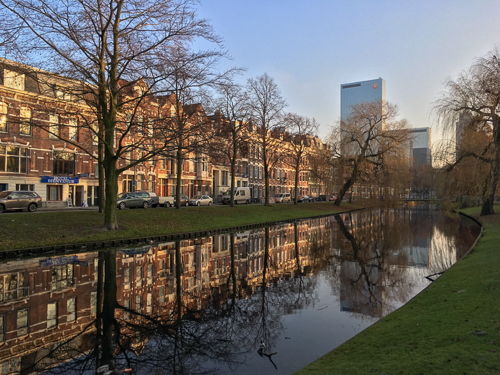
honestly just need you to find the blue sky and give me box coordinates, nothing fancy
[196,0,500,143]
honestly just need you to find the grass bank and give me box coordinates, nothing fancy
[296,206,500,375]
[0,202,354,251]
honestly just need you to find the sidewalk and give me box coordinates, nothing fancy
[36,205,99,212]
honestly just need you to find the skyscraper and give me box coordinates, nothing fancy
[341,78,386,120]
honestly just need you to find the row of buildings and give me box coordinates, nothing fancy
[0,59,327,207]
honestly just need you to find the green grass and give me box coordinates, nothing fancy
[0,202,354,250]
[295,207,500,375]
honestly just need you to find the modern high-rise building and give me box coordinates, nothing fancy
[340,78,386,120]
[410,128,432,167]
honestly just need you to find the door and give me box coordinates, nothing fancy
[75,186,84,207]
[93,186,99,207]
[87,186,92,207]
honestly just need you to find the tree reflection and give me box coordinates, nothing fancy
[0,209,479,374]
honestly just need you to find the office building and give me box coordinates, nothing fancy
[410,127,431,167]
[341,78,386,121]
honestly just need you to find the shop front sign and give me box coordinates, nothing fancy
[41,176,80,184]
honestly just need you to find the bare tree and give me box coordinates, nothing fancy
[246,73,288,206]
[284,113,319,204]
[434,47,500,215]
[328,100,410,205]
[207,82,250,207]
[0,0,227,228]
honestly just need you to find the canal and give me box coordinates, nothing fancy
[0,208,480,374]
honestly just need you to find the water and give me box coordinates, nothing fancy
[0,208,480,374]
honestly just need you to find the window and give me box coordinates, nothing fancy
[47,185,63,201]
[137,115,143,136]
[91,292,97,315]
[123,299,130,320]
[0,272,26,302]
[136,267,143,288]
[16,184,34,191]
[47,302,57,328]
[67,297,76,322]
[19,108,31,135]
[49,114,59,139]
[0,146,28,173]
[0,316,4,343]
[158,259,165,278]
[124,268,131,290]
[135,295,142,312]
[0,102,7,132]
[17,309,29,336]
[92,124,98,145]
[51,264,73,291]
[147,119,153,137]
[69,119,77,141]
[146,293,152,314]
[4,70,24,90]
[159,286,165,303]
[147,264,153,285]
[53,152,74,176]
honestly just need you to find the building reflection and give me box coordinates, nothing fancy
[0,209,479,374]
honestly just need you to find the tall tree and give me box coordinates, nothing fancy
[434,47,500,215]
[207,82,249,207]
[246,73,287,206]
[328,100,410,206]
[0,0,226,228]
[284,113,319,204]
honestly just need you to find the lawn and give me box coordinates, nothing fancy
[0,202,354,251]
[295,207,500,375]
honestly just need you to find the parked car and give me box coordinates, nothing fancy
[117,192,152,209]
[189,195,213,206]
[318,195,327,202]
[173,194,189,207]
[136,190,159,207]
[159,195,175,207]
[276,193,291,203]
[329,195,338,201]
[297,195,308,203]
[0,190,42,213]
[308,195,316,202]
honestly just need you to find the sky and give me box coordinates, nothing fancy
[195,0,500,145]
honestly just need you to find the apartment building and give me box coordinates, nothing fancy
[0,58,326,206]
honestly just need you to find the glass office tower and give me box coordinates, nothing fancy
[340,78,386,120]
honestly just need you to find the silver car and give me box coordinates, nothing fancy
[117,192,152,209]
[0,190,42,213]
[188,195,213,206]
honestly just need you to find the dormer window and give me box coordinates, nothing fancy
[4,70,25,91]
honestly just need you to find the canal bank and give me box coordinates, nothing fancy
[296,206,499,375]
[0,202,357,251]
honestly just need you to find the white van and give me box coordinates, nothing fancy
[222,187,251,204]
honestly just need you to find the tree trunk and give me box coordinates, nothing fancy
[294,162,299,204]
[100,250,117,368]
[230,157,236,207]
[176,146,183,209]
[103,158,119,230]
[335,175,356,206]
[264,169,270,206]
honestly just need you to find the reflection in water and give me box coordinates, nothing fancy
[0,209,479,374]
